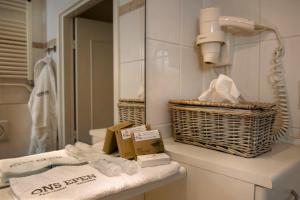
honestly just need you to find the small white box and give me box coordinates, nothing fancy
[137,153,171,168]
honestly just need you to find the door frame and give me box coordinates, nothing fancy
[57,0,119,148]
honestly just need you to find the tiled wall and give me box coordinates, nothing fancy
[146,0,300,142]
[119,1,145,99]
[146,0,203,137]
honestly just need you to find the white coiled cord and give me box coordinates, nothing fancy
[255,24,290,141]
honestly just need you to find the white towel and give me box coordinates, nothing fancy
[10,162,181,200]
[0,150,85,184]
[28,56,57,154]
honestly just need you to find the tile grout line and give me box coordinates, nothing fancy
[146,37,195,49]
[235,34,300,47]
[120,59,145,64]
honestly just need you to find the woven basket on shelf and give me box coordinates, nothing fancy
[169,99,277,158]
[118,99,145,126]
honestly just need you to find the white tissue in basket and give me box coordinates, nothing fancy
[198,74,240,104]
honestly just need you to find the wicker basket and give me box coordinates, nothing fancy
[118,99,145,126]
[169,100,277,158]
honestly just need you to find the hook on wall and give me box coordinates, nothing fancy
[46,45,56,54]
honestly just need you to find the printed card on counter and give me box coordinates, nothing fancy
[120,125,146,140]
[132,130,165,156]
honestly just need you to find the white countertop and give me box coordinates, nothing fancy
[164,138,300,189]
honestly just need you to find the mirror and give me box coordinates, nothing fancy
[74,0,114,144]
[117,0,146,126]
[0,0,146,159]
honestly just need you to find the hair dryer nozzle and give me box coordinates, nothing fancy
[201,42,221,64]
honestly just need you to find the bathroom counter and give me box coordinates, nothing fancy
[89,130,300,190]
[163,138,300,189]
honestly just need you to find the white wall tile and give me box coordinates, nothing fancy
[203,0,260,22]
[260,37,300,129]
[289,128,300,139]
[203,0,260,45]
[151,123,172,138]
[261,0,300,41]
[147,0,180,43]
[146,39,180,125]
[201,64,218,90]
[180,46,203,99]
[119,7,145,62]
[180,0,202,47]
[230,43,260,101]
[120,61,144,99]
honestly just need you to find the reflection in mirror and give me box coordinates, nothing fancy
[118,0,146,126]
[74,0,114,144]
[0,0,146,159]
[0,0,33,159]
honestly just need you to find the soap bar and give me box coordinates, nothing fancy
[115,125,147,159]
[102,121,133,154]
[137,153,171,168]
[132,130,165,156]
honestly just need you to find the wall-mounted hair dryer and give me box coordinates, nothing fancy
[196,7,290,141]
[196,7,258,66]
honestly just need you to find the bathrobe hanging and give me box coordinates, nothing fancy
[28,56,57,154]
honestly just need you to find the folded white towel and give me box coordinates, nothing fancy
[0,150,85,183]
[10,162,180,200]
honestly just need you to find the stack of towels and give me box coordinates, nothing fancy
[0,150,85,188]
[0,143,182,200]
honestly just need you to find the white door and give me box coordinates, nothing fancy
[75,17,113,144]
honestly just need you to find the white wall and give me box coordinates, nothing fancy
[32,0,47,64]
[146,0,203,137]
[146,0,300,142]
[119,4,145,99]
[46,0,75,41]
[204,0,300,142]
[46,0,78,63]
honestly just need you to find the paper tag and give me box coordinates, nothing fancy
[120,125,146,140]
[134,130,160,141]
[121,131,131,139]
